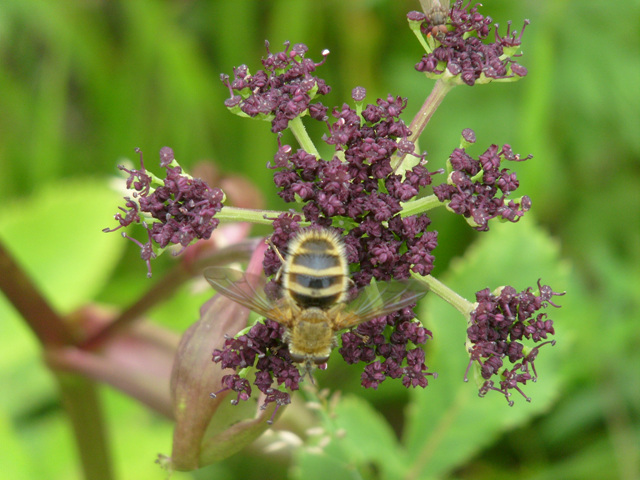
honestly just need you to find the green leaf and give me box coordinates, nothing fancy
[0,178,126,313]
[332,394,406,478]
[0,314,57,415]
[292,449,363,480]
[291,394,406,480]
[403,218,570,479]
[0,411,33,479]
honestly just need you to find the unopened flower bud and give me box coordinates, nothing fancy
[168,243,277,470]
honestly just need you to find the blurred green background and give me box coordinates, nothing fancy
[1,0,638,479]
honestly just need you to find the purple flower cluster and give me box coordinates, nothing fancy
[212,319,299,420]
[269,93,439,285]
[104,147,224,277]
[221,41,331,133]
[433,129,532,231]
[465,280,564,405]
[410,0,529,86]
[340,308,436,389]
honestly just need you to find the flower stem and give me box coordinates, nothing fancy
[408,18,433,54]
[55,372,115,480]
[217,206,299,226]
[289,116,320,157]
[147,171,165,187]
[401,194,443,217]
[392,79,455,170]
[412,272,474,317]
[408,79,455,144]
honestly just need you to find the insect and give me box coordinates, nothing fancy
[419,0,450,37]
[204,228,427,374]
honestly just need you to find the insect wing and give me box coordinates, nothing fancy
[204,266,279,320]
[420,0,450,25]
[419,0,450,14]
[337,279,428,330]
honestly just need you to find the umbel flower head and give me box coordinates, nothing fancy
[98,3,559,427]
[408,0,529,86]
[465,280,564,405]
[433,128,532,231]
[104,147,224,277]
[221,41,331,133]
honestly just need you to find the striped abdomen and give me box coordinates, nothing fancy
[282,229,349,309]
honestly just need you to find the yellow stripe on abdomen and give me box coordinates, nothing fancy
[288,264,345,277]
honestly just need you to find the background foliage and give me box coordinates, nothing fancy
[1,0,638,479]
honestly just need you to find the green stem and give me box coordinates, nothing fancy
[412,273,474,317]
[392,79,455,170]
[408,79,455,145]
[216,206,299,226]
[400,194,443,217]
[289,116,321,157]
[56,372,114,480]
[147,171,165,187]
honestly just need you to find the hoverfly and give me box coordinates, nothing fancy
[420,0,450,37]
[204,228,427,374]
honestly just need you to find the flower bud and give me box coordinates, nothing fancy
[168,242,275,470]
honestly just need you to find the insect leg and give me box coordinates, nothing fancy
[267,236,287,282]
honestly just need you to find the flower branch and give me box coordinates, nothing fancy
[216,206,307,227]
[288,116,321,158]
[406,79,454,152]
[411,272,474,317]
[400,194,444,217]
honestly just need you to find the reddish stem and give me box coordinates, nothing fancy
[80,238,260,349]
[0,240,74,346]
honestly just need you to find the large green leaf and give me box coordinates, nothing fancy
[292,449,363,480]
[333,394,405,478]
